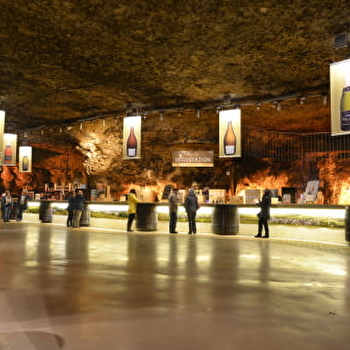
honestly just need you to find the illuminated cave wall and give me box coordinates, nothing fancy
[2,107,350,204]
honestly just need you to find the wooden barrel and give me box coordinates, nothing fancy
[136,203,157,231]
[39,201,53,223]
[345,206,350,242]
[212,204,239,235]
[9,202,18,220]
[79,204,90,227]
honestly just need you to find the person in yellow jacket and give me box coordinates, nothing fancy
[127,189,139,232]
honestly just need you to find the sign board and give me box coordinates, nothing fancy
[219,109,241,158]
[172,151,214,167]
[330,58,350,135]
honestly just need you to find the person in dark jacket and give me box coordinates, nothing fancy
[66,191,75,227]
[16,188,30,221]
[168,188,179,234]
[72,190,85,228]
[2,190,13,222]
[255,189,271,238]
[184,188,199,235]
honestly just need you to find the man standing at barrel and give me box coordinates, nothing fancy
[72,190,85,228]
[184,188,199,235]
[168,187,179,234]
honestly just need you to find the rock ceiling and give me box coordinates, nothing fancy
[1,0,350,133]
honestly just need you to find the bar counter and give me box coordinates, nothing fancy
[30,201,348,240]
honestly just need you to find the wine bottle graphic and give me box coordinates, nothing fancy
[22,155,29,171]
[340,86,350,131]
[126,126,137,157]
[4,145,12,163]
[223,121,236,155]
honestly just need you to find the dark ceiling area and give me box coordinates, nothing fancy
[1,0,350,132]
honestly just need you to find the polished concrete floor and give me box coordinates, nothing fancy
[0,215,350,349]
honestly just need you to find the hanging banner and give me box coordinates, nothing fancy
[330,58,350,135]
[2,133,17,166]
[123,116,141,159]
[219,109,241,158]
[19,146,32,172]
[172,151,214,167]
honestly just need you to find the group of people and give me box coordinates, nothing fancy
[66,190,85,228]
[1,189,30,222]
[127,187,272,237]
[127,187,200,235]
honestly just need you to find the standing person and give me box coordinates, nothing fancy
[66,191,75,227]
[16,188,30,221]
[168,188,179,234]
[2,190,12,222]
[72,190,85,228]
[127,189,139,232]
[184,188,199,235]
[255,189,272,238]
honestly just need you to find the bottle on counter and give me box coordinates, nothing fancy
[126,126,137,157]
[223,121,236,155]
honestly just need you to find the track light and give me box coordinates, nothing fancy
[323,94,327,106]
[273,101,281,111]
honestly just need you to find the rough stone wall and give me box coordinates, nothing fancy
[2,98,350,203]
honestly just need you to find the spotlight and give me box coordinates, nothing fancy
[323,94,327,106]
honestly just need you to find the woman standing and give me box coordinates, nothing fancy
[127,189,139,232]
[255,189,271,238]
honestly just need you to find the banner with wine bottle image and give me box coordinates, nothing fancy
[1,133,17,166]
[330,58,350,135]
[219,109,241,158]
[123,116,141,159]
[19,146,32,172]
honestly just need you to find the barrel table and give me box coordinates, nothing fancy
[345,206,350,242]
[79,203,90,227]
[136,203,157,231]
[39,200,53,223]
[212,204,239,235]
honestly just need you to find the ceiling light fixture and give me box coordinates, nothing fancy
[323,94,328,105]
